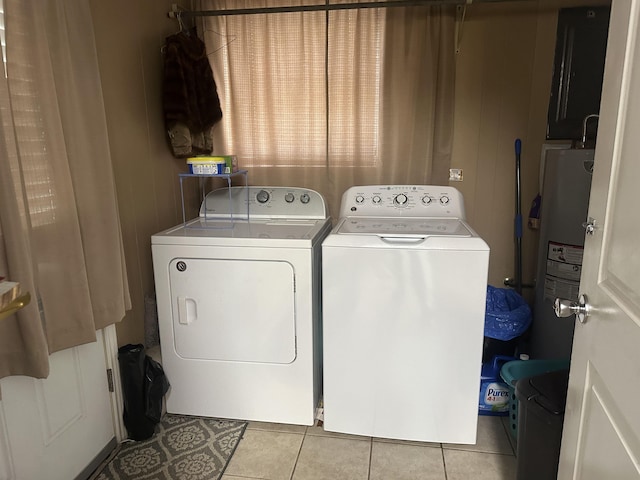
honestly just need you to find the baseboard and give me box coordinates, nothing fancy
[76,437,118,480]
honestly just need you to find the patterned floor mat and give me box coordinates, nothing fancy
[93,414,247,480]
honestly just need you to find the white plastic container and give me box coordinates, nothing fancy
[187,157,226,174]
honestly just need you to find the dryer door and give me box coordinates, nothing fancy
[169,258,296,364]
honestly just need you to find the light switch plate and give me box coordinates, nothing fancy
[449,168,463,181]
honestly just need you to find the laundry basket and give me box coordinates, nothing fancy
[500,358,570,443]
[515,369,570,480]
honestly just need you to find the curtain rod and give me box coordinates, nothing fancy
[167,0,494,18]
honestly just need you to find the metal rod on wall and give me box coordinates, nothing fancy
[168,0,484,18]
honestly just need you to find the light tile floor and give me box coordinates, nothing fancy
[222,415,517,480]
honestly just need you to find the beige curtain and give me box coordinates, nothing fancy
[196,0,455,219]
[0,0,130,379]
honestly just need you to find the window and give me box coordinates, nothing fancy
[196,1,456,205]
[1,0,58,227]
[0,1,6,77]
[203,6,384,168]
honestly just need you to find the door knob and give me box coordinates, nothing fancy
[554,294,590,324]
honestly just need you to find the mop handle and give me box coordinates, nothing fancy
[515,139,522,239]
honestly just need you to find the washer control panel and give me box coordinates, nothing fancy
[340,185,466,219]
[201,186,328,220]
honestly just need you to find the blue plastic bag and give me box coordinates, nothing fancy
[484,285,532,341]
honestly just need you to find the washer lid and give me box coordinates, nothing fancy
[335,217,472,237]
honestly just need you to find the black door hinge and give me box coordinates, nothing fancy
[107,368,114,393]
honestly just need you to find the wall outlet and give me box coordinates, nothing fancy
[449,168,463,181]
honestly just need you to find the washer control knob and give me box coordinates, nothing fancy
[355,195,365,204]
[422,196,432,205]
[394,194,408,205]
[372,195,382,204]
[256,190,270,204]
[285,193,295,203]
[300,193,310,204]
[440,195,450,205]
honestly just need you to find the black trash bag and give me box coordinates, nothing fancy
[118,344,170,441]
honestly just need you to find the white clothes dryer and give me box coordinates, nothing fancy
[152,186,331,425]
[322,185,490,443]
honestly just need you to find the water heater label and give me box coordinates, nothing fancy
[544,277,581,301]
[544,241,584,300]
[547,241,584,266]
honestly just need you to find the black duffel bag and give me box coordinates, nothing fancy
[117,344,170,441]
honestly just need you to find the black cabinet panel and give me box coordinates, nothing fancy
[547,6,610,141]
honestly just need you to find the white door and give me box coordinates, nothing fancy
[557,1,640,478]
[0,327,118,480]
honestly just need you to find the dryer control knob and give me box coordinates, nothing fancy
[394,194,408,205]
[300,193,310,204]
[372,195,382,204]
[285,193,295,203]
[355,195,365,204]
[422,196,432,205]
[440,195,450,205]
[256,190,270,203]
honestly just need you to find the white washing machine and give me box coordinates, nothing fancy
[152,186,331,425]
[322,185,490,443]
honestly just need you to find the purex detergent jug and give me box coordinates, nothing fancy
[479,355,516,416]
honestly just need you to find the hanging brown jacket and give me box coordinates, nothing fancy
[163,30,223,157]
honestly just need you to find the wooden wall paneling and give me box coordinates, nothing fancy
[91,0,145,345]
[140,0,191,232]
[451,5,485,227]
[492,5,538,293]
[451,3,540,289]
[91,0,182,346]
[520,4,562,303]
